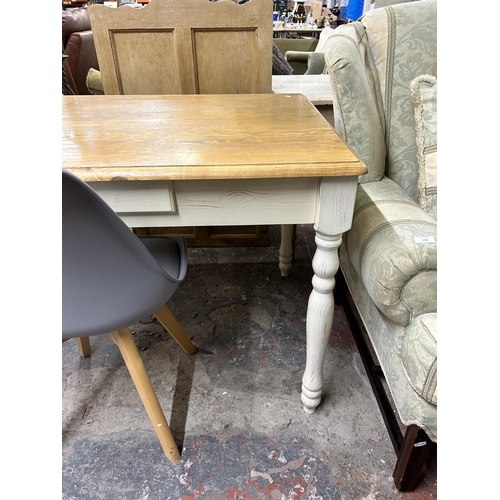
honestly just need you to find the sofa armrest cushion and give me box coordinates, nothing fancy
[305,52,326,75]
[285,51,311,63]
[411,75,437,219]
[273,38,318,55]
[345,177,437,326]
[324,23,386,183]
[401,313,437,405]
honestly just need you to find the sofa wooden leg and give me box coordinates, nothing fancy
[393,424,433,491]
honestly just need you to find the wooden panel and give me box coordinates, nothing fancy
[88,0,274,245]
[89,0,273,96]
[133,225,270,247]
[193,29,259,94]
[111,30,180,95]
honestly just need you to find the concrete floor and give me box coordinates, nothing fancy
[62,225,437,499]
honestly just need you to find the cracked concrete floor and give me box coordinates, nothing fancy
[62,225,437,500]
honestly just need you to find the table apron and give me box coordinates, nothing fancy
[88,177,322,228]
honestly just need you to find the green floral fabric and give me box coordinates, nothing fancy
[328,0,438,442]
[362,0,437,201]
[345,177,437,327]
[325,23,386,183]
[340,244,437,441]
[401,313,437,405]
[411,74,437,219]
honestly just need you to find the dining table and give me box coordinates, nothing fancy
[62,93,366,414]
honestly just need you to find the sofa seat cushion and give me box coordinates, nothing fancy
[345,177,437,326]
[401,313,437,405]
[411,74,437,220]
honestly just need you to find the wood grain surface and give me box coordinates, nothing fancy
[62,94,366,181]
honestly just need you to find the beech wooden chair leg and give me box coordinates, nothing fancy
[153,304,197,356]
[107,328,181,464]
[393,424,432,491]
[77,337,91,358]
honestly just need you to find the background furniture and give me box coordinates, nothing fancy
[284,26,335,75]
[89,0,272,95]
[62,54,75,95]
[273,37,318,75]
[62,169,197,464]
[63,1,87,8]
[62,93,366,416]
[324,0,437,490]
[62,7,99,95]
[273,26,323,38]
[375,0,418,6]
[88,0,272,246]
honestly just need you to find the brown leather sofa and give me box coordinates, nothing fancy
[62,7,99,95]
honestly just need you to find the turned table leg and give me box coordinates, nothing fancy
[301,231,341,413]
[301,176,358,414]
[279,224,294,277]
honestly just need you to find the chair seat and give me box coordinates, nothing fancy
[62,170,187,338]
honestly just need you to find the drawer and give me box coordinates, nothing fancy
[87,181,175,214]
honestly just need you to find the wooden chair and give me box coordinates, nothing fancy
[89,0,272,95]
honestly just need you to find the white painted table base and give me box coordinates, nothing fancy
[90,176,358,414]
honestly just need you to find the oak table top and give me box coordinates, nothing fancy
[62,94,366,182]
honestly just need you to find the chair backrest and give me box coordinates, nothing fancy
[324,0,436,202]
[62,169,186,338]
[89,0,273,95]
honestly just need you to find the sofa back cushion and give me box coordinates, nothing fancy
[315,26,336,53]
[325,23,386,183]
[362,0,437,202]
[324,0,437,191]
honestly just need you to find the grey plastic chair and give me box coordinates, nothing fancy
[62,169,196,464]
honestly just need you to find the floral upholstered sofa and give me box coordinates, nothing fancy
[324,0,437,491]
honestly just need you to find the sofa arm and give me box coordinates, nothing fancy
[65,31,99,95]
[284,50,311,64]
[401,313,437,405]
[305,52,326,75]
[345,177,437,327]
